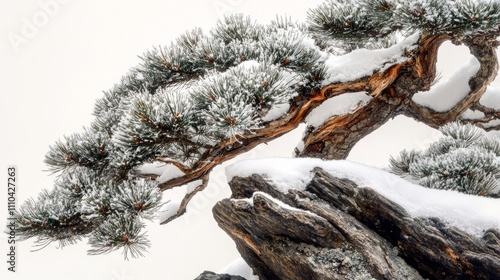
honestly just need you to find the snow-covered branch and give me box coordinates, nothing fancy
[17,0,500,259]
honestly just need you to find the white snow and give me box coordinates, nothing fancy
[485,119,500,129]
[158,165,185,183]
[322,32,420,84]
[219,257,259,280]
[306,91,372,127]
[226,158,315,194]
[412,57,480,112]
[158,200,181,224]
[226,158,500,237]
[295,139,305,154]
[480,86,500,110]
[186,179,204,194]
[232,191,320,218]
[136,162,168,175]
[261,103,290,122]
[238,60,261,69]
[136,162,186,183]
[460,109,485,120]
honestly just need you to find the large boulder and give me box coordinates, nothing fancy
[212,166,500,280]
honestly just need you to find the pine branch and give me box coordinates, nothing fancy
[19,1,500,259]
[160,173,210,225]
[308,0,398,48]
[45,128,109,174]
[390,122,500,196]
[88,216,150,260]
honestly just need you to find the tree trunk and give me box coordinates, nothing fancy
[298,33,499,160]
[298,34,449,160]
[297,96,401,159]
[148,30,499,225]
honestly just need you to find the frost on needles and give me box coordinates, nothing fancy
[15,0,500,259]
[390,122,500,197]
[17,14,327,259]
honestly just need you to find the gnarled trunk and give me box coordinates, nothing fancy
[298,33,499,160]
[155,32,499,225]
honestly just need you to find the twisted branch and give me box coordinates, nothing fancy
[150,32,500,224]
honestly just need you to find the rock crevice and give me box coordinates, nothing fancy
[212,168,500,280]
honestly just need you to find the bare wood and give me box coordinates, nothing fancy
[406,35,499,127]
[160,173,210,225]
[147,32,500,224]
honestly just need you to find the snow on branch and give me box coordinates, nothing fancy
[17,0,500,259]
[412,57,480,112]
[322,32,419,83]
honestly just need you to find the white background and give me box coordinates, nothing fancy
[0,0,493,279]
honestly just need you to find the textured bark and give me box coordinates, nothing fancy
[213,168,500,280]
[298,32,500,160]
[297,34,448,159]
[298,96,402,159]
[152,31,499,224]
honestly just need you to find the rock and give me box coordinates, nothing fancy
[212,167,500,280]
[194,271,247,280]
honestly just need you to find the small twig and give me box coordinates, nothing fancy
[154,158,192,174]
[160,173,210,225]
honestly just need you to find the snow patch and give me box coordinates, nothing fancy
[219,257,259,280]
[322,33,419,84]
[226,158,500,237]
[261,103,290,122]
[295,139,305,154]
[485,119,500,129]
[136,162,168,176]
[306,91,372,128]
[232,191,321,218]
[226,158,315,193]
[158,201,180,224]
[137,162,185,184]
[158,165,185,183]
[412,57,480,112]
[480,86,500,110]
[238,60,261,69]
[186,179,204,194]
[460,109,486,120]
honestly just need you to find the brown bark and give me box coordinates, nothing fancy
[406,34,499,127]
[298,32,499,159]
[297,34,450,159]
[152,31,499,224]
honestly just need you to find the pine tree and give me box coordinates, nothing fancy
[16,0,500,258]
[390,122,500,197]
